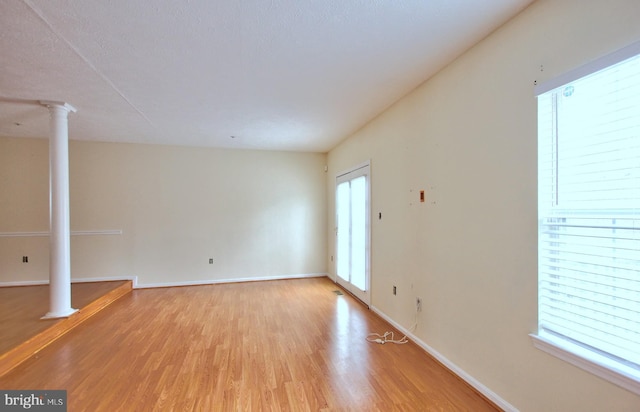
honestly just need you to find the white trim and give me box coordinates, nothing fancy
[71,230,123,236]
[370,305,519,412]
[327,271,337,283]
[39,100,77,113]
[336,159,371,179]
[0,230,123,238]
[0,274,322,289]
[530,334,640,396]
[70,276,138,288]
[535,39,640,95]
[0,276,138,288]
[0,232,49,237]
[41,307,78,319]
[134,273,328,289]
[0,280,49,287]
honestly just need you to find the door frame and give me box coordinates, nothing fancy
[335,160,371,306]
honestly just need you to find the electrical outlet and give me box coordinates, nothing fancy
[22,256,28,263]
[393,285,397,295]
[209,258,213,264]
[416,297,422,312]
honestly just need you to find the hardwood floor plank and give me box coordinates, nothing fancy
[0,277,500,411]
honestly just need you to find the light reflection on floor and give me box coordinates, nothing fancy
[328,294,376,402]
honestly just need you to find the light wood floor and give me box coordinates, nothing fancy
[0,281,129,354]
[0,277,500,411]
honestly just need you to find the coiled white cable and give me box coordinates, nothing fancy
[366,331,408,345]
[367,312,418,345]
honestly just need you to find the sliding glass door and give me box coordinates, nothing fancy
[335,162,370,306]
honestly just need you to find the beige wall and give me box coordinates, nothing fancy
[0,138,327,286]
[327,0,640,411]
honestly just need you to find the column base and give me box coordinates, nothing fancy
[41,308,78,320]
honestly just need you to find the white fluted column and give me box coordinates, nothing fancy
[40,100,78,319]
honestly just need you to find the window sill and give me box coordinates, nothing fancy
[529,333,640,396]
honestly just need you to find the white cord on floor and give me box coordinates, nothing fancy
[367,312,418,345]
[366,331,408,345]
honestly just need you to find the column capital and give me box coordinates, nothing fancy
[39,100,77,113]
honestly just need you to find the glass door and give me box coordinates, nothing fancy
[335,162,370,306]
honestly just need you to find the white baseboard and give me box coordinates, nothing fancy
[0,274,325,289]
[369,305,519,412]
[135,273,328,289]
[0,276,138,288]
[70,276,138,288]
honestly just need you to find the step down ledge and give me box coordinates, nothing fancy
[0,280,133,378]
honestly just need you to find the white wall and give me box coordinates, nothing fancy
[0,138,327,286]
[327,0,640,410]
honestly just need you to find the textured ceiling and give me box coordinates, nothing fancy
[0,0,534,152]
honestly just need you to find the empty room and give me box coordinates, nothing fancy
[1,0,639,411]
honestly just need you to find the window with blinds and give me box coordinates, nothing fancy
[535,42,640,393]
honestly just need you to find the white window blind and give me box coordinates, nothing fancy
[536,46,640,387]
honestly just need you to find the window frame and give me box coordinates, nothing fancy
[532,39,640,396]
